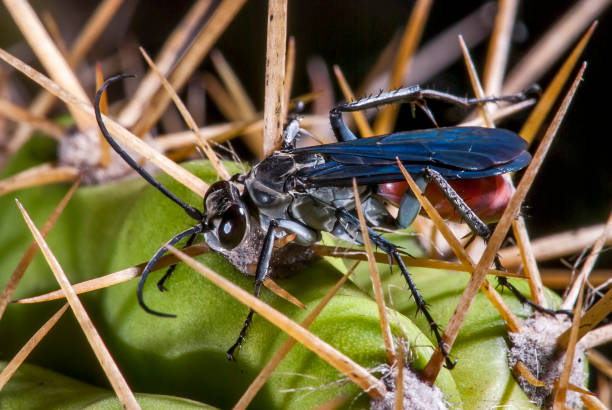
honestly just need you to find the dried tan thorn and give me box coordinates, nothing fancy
[458,35,494,128]
[312,245,523,279]
[162,91,195,134]
[595,374,611,410]
[333,65,374,138]
[41,10,69,58]
[396,160,522,338]
[559,276,612,348]
[132,0,247,138]
[554,269,586,410]
[165,121,249,152]
[503,1,606,94]
[118,0,212,128]
[156,114,330,152]
[262,277,306,310]
[16,200,140,409]
[373,0,432,135]
[488,7,548,309]
[520,21,597,144]
[460,99,536,127]
[358,31,401,96]
[482,0,518,97]
[0,47,210,197]
[274,233,296,249]
[566,383,597,397]
[8,0,124,154]
[95,62,111,168]
[353,179,396,363]
[233,261,361,409]
[0,304,69,390]
[0,99,64,139]
[362,3,497,95]
[140,47,230,180]
[541,269,612,290]
[211,50,262,157]
[0,162,80,197]
[581,393,608,410]
[582,324,612,350]
[306,58,335,132]
[429,225,439,260]
[561,210,612,312]
[290,92,322,107]
[165,145,198,163]
[12,243,210,305]
[513,361,546,387]
[166,244,387,399]
[586,350,612,379]
[394,336,406,410]
[500,223,612,268]
[282,36,296,122]
[68,0,125,66]
[422,63,587,383]
[0,175,81,319]
[14,267,139,305]
[512,217,547,307]
[312,394,350,410]
[262,0,287,156]
[186,80,206,127]
[3,0,93,131]
[211,50,257,119]
[202,72,243,120]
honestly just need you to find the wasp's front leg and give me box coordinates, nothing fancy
[226,220,278,360]
[225,218,319,360]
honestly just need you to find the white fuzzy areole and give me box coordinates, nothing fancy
[508,314,587,408]
[370,363,448,410]
[57,128,159,184]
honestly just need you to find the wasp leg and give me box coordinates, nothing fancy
[281,118,301,150]
[226,220,278,360]
[495,265,573,318]
[328,85,538,142]
[423,168,491,239]
[396,174,428,228]
[137,224,204,317]
[335,208,456,369]
[157,232,199,292]
[423,168,572,317]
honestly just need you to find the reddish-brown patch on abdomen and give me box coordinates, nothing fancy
[377,175,515,224]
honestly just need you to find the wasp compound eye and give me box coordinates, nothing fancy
[218,204,247,249]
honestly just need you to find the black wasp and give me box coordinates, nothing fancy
[95,75,539,367]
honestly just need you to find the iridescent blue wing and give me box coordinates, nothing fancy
[292,126,530,186]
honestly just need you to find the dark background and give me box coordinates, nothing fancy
[0,0,610,268]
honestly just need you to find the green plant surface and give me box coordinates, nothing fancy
[98,161,459,409]
[0,361,212,409]
[1,145,567,409]
[349,236,563,409]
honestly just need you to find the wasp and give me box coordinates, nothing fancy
[96,75,540,367]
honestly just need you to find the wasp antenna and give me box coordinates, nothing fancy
[135,224,204,318]
[95,75,203,221]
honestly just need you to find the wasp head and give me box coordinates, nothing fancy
[203,181,250,250]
